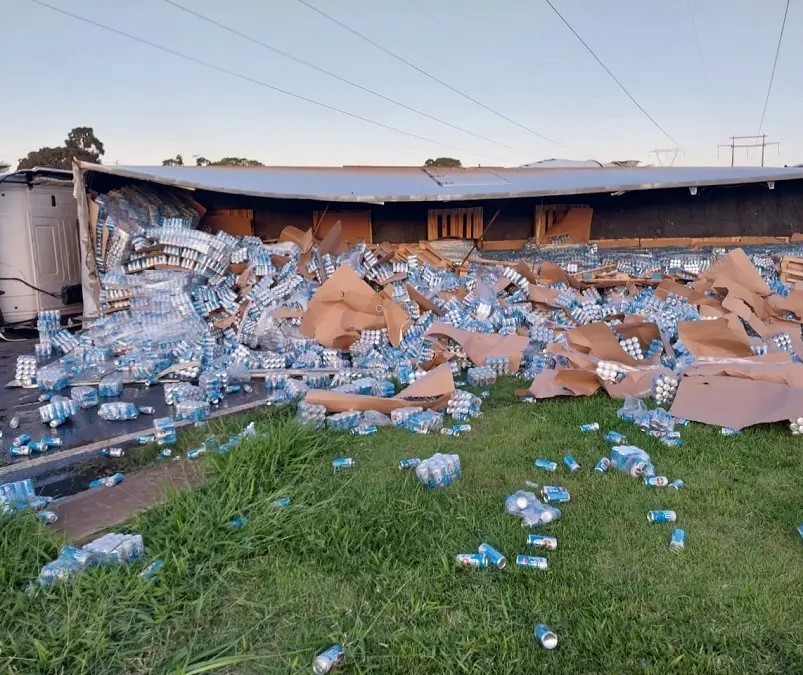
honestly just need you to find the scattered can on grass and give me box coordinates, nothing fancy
[272,496,291,509]
[440,428,459,437]
[456,553,488,569]
[228,516,248,528]
[399,458,421,470]
[668,479,684,490]
[643,476,669,488]
[516,555,548,570]
[101,447,125,458]
[186,447,206,460]
[535,458,557,472]
[604,431,626,444]
[139,559,164,580]
[453,424,472,433]
[533,624,558,650]
[720,427,741,436]
[332,457,354,471]
[542,486,571,504]
[594,457,611,473]
[670,528,686,551]
[797,523,803,541]
[137,434,155,445]
[579,422,599,432]
[477,542,507,569]
[647,510,677,523]
[36,510,58,524]
[312,643,344,674]
[563,455,580,472]
[527,534,558,551]
[350,425,377,436]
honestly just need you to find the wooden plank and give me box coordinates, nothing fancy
[639,237,693,248]
[478,239,527,250]
[591,238,641,249]
[739,235,790,245]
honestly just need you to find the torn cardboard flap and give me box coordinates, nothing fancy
[565,323,661,367]
[529,368,601,398]
[670,374,803,430]
[304,363,455,413]
[677,318,753,358]
[424,322,529,370]
[300,266,410,348]
[691,248,771,297]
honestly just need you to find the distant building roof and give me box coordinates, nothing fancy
[0,167,73,185]
[78,162,803,204]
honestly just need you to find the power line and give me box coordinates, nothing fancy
[543,0,680,147]
[758,0,791,134]
[162,0,529,157]
[26,0,501,163]
[295,0,566,148]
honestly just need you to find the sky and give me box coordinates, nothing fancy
[1,0,801,169]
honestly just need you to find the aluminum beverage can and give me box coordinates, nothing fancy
[456,553,488,569]
[535,458,557,472]
[186,447,205,459]
[102,447,125,458]
[579,422,599,432]
[10,445,31,457]
[477,542,507,569]
[12,434,31,447]
[542,489,570,504]
[440,427,459,437]
[36,510,58,524]
[103,472,124,487]
[272,496,291,508]
[669,479,684,490]
[399,458,421,470]
[563,455,580,472]
[312,644,344,675]
[516,554,548,569]
[453,424,472,433]
[527,534,558,550]
[534,624,558,649]
[139,559,164,580]
[594,457,611,473]
[137,435,155,445]
[138,406,156,415]
[647,510,677,523]
[42,436,62,448]
[797,523,803,540]
[670,528,686,551]
[332,457,354,470]
[643,476,669,487]
[350,425,377,436]
[604,431,626,444]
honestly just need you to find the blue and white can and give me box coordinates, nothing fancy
[643,476,669,488]
[41,436,62,448]
[312,643,344,674]
[579,423,599,432]
[670,528,686,551]
[604,431,626,444]
[516,554,548,570]
[9,445,31,457]
[332,457,354,471]
[453,424,472,433]
[36,510,58,524]
[527,534,558,551]
[477,542,507,569]
[272,496,291,508]
[535,458,557,472]
[137,435,155,445]
[542,486,571,503]
[563,455,580,472]
[399,458,421,470]
[456,553,488,569]
[797,523,803,540]
[139,559,164,580]
[669,479,684,490]
[647,510,677,523]
[351,425,377,436]
[534,624,558,649]
[720,427,740,436]
[12,434,31,447]
[594,457,611,473]
[101,447,125,458]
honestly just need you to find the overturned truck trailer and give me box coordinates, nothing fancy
[73,160,803,316]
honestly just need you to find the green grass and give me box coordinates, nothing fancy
[2,379,803,674]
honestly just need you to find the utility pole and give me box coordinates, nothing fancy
[649,148,684,166]
[717,135,780,166]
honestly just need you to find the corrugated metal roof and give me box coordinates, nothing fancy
[78,162,803,204]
